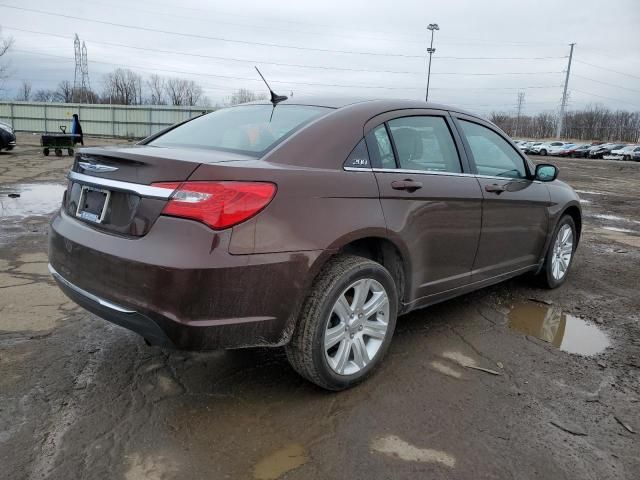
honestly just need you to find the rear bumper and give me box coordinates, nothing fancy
[49,210,323,350]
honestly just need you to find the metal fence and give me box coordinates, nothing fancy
[0,101,213,138]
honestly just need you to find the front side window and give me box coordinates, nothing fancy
[149,104,331,155]
[387,116,461,173]
[459,120,527,179]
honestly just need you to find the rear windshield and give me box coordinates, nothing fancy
[149,104,332,155]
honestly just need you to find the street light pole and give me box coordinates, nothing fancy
[426,23,439,103]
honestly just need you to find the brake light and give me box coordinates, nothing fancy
[152,181,276,230]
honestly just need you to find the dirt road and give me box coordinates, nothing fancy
[1,134,638,479]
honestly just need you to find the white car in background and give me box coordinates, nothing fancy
[531,141,565,156]
[604,145,640,161]
[548,143,575,156]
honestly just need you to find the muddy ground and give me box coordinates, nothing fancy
[1,133,638,480]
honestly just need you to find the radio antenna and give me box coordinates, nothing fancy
[255,67,288,105]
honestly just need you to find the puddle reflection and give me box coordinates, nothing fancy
[0,183,65,218]
[508,303,610,356]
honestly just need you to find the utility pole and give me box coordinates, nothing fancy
[425,23,439,102]
[514,92,525,138]
[556,43,575,139]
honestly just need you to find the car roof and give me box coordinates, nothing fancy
[244,96,482,119]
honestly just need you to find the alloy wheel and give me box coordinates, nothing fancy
[324,278,389,376]
[551,224,573,281]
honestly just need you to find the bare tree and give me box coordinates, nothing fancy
[164,77,205,106]
[54,80,74,103]
[33,89,55,102]
[489,105,640,142]
[227,88,267,105]
[15,79,32,101]
[103,68,143,105]
[0,27,14,92]
[147,74,166,105]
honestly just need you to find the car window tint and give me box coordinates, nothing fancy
[371,125,396,169]
[459,120,527,179]
[387,116,461,173]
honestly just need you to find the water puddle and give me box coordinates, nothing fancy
[592,213,640,225]
[575,189,607,196]
[602,226,637,234]
[371,435,456,467]
[508,303,610,356]
[253,444,308,480]
[0,183,65,218]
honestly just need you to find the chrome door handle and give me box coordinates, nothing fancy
[485,184,506,194]
[391,179,423,192]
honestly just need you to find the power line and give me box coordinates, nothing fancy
[574,60,640,81]
[572,73,640,95]
[0,4,426,59]
[572,89,640,109]
[2,27,569,77]
[3,27,425,75]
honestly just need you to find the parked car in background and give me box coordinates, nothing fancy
[633,149,640,162]
[604,145,639,161]
[524,141,542,153]
[0,121,16,151]
[589,143,626,159]
[549,143,575,156]
[569,144,593,158]
[531,141,565,156]
[47,97,582,390]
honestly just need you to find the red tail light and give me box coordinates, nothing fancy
[152,181,276,230]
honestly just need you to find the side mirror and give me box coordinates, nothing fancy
[535,164,558,182]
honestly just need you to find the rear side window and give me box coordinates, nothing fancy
[149,104,331,155]
[387,116,461,173]
[459,120,527,179]
[344,139,371,169]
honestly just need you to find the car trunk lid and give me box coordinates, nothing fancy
[65,145,257,236]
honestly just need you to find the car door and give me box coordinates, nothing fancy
[365,111,483,303]
[453,115,551,282]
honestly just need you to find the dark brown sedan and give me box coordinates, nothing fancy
[49,98,581,390]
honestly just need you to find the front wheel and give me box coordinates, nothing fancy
[286,255,398,390]
[538,215,577,289]
[540,149,547,156]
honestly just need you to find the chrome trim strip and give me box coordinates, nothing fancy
[67,171,173,199]
[372,168,476,178]
[48,264,136,313]
[343,166,373,172]
[371,168,534,182]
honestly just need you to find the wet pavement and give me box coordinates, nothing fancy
[1,134,639,479]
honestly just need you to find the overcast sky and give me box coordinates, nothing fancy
[1,0,639,115]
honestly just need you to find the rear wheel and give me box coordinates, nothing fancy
[540,149,547,156]
[286,255,398,390]
[539,215,576,289]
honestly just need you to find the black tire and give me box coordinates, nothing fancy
[286,254,398,391]
[43,148,49,156]
[68,148,74,156]
[540,149,547,156]
[538,215,577,289]
[623,155,630,161]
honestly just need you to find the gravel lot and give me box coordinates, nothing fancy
[1,133,639,480]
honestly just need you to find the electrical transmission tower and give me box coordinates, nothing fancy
[514,92,525,138]
[73,34,82,103]
[72,34,91,103]
[81,41,91,102]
